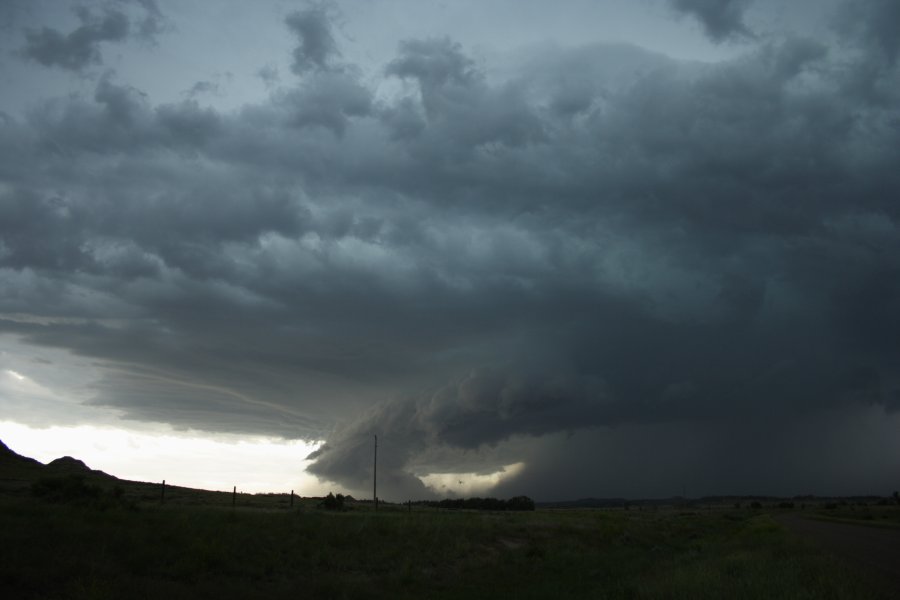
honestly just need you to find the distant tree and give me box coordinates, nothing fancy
[749,501,762,510]
[893,491,899,505]
[423,495,535,511]
[321,492,345,510]
[507,496,536,511]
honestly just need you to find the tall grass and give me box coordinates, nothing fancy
[0,497,888,599]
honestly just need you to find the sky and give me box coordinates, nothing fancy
[1,0,899,501]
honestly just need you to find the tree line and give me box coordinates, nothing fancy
[420,496,535,511]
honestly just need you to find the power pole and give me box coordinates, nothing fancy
[373,434,378,512]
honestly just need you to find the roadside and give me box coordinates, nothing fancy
[776,512,900,593]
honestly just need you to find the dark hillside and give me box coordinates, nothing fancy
[0,440,116,496]
[0,439,42,467]
[0,439,46,495]
[46,455,116,480]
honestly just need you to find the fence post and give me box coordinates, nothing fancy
[161,479,166,504]
[290,490,294,508]
[233,485,236,508]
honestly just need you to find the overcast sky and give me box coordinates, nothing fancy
[1,0,899,501]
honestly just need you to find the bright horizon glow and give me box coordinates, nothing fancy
[0,420,331,496]
[418,462,526,497]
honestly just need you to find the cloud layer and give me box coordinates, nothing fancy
[18,1,167,72]
[2,1,899,499]
[669,0,755,42]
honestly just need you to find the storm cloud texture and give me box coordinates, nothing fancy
[1,0,899,500]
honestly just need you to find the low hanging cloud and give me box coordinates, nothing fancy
[307,368,611,497]
[18,1,168,73]
[285,2,342,75]
[2,1,899,499]
[669,0,755,42]
[21,7,130,71]
[833,0,900,67]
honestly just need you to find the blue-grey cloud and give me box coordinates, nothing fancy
[16,1,169,73]
[20,7,130,72]
[670,0,754,42]
[2,2,899,500]
[285,2,342,75]
[834,0,900,66]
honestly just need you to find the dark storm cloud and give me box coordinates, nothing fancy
[834,0,900,66]
[285,3,342,75]
[282,71,372,134]
[489,408,900,499]
[3,2,900,499]
[20,7,130,72]
[384,37,546,148]
[306,367,614,497]
[0,0,33,31]
[299,29,900,495]
[670,0,754,42]
[15,1,169,72]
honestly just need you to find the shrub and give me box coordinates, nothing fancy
[31,475,102,503]
[30,475,134,510]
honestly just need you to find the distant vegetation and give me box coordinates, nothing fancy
[319,491,346,510]
[30,474,134,509]
[3,494,893,599]
[420,495,535,511]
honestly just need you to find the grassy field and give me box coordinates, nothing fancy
[807,503,900,529]
[0,487,891,600]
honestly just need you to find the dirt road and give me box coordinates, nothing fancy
[777,513,900,591]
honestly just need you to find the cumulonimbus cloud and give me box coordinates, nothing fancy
[2,1,899,499]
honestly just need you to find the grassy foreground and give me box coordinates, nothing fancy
[807,503,900,529]
[0,495,889,600]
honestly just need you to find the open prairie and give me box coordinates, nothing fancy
[1,484,895,599]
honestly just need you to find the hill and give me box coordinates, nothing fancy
[0,439,47,492]
[0,439,118,497]
[0,439,313,509]
[0,438,43,467]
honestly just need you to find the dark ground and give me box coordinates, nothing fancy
[777,513,900,594]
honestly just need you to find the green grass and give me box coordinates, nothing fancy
[807,504,900,529]
[0,496,889,600]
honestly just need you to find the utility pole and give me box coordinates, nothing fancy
[373,434,378,512]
